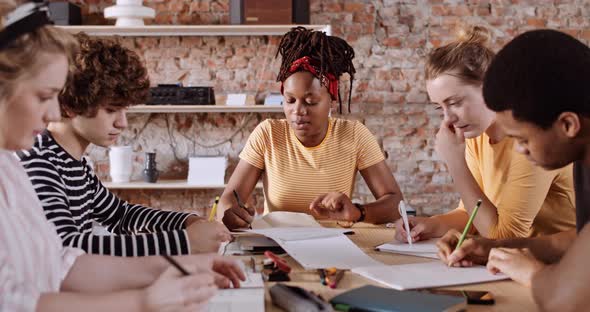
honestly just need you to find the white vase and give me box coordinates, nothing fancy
[104,0,155,27]
[109,146,133,183]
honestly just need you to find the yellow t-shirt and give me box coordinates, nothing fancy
[456,133,576,238]
[240,118,385,214]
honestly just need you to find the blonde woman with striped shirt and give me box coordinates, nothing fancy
[221,27,403,230]
[0,2,243,311]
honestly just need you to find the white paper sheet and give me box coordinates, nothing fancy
[247,227,349,241]
[376,238,440,259]
[206,288,264,312]
[251,211,321,229]
[206,269,264,311]
[352,261,508,290]
[276,234,381,269]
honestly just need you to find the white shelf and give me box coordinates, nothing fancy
[104,179,263,190]
[127,105,283,113]
[57,25,331,36]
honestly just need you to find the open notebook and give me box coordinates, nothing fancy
[353,261,508,290]
[233,212,379,269]
[231,212,348,241]
[376,238,440,259]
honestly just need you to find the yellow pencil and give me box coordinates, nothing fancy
[208,196,220,221]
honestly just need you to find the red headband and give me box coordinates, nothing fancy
[280,56,339,101]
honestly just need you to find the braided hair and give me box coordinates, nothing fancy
[276,26,356,113]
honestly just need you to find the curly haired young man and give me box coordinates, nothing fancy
[17,34,231,257]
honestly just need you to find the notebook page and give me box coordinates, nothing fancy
[353,261,508,290]
[377,238,440,259]
[278,234,382,269]
[251,211,321,229]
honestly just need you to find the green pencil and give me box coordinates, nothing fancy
[455,199,482,251]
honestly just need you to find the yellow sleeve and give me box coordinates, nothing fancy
[355,122,385,170]
[456,138,484,212]
[486,153,558,239]
[239,120,269,170]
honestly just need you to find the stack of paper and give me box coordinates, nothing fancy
[237,212,379,269]
[376,238,440,259]
[352,261,508,290]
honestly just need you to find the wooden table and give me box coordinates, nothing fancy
[239,222,538,311]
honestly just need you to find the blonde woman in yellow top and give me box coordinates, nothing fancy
[220,27,402,230]
[394,26,576,242]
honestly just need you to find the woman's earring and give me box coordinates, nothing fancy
[328,109,332,118]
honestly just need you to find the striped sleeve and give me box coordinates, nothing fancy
[239,119,269,170]
[354,122,385,170]
[18,152,192,256]
[89,176,193,255]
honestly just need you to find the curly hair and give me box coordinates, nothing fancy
[276,26,356,113]
[59,33,149,117]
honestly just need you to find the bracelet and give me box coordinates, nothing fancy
[354,203,366,223]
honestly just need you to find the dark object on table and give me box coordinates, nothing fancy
[330,285,466,312]
[147,84,215,105]
[48,2,81,25]
[270,284,334,312]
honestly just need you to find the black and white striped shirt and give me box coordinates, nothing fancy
[16,131,192,256]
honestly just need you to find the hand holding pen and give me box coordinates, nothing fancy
[222,189,257,230]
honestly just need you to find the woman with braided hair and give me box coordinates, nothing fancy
[220,27,402,230]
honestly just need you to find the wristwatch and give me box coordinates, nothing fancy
[354,203,366,223]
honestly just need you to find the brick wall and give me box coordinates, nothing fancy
[72,0,590,217]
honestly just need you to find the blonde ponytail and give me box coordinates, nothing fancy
[456,25,491,46]
[425,25,495,85]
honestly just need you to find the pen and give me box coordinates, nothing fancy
[233,189,252,229]
[398,200,412,246]
[329,270,344,289]
[208,196,220,221]
[455,199,482,251]
[162,254,190,276]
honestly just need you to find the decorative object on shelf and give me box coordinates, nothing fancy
[230,0,310,25]
[188,156,227,186]
[109,145,133,183]
[48,2,81,25]
[104,0,155,26]
[147,84,215,105]
[142,152,160,183]
[264,93,283,106]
